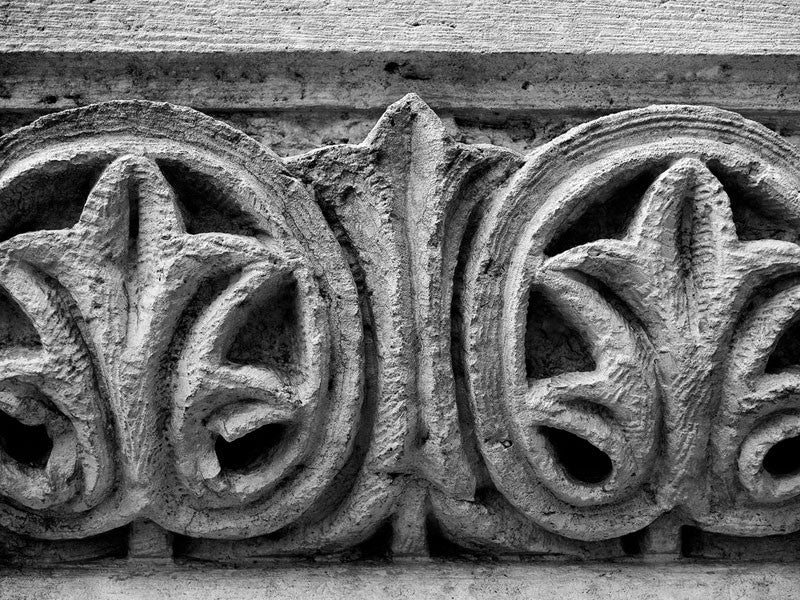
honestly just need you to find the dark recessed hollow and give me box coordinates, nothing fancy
[708,161,800,245]
[0,287,42,350]
[766,319,800,373]
[525,289,595,380]
[763,435,800,477]
[0,161,107,243]
[620,530,644,556]
[214,422,288,473]
[425,513,475,559]
[0,410,52,468]
[156,160,262,236]
[542,426,612,484]
[543,170,657,257]
[226,274,301,374]
[680,525,704,558]
[348,520,394,561]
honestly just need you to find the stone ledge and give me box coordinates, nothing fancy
[2,0,798,54]
[3,52,800,114]
[0,562,796,599]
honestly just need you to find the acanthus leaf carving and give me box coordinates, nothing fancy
[2,97,800,559]
[0,101,363,540]
[460,104,800,546]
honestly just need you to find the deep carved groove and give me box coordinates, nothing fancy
[677,189,696,283]
[525,289,595,380]
[288,185,386,526]
[541,427,612,485]
[449,182,504,492]
[126,174,140,270]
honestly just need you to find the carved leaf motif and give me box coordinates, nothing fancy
[512,270,659,507]
[0,101,363,539]
[6,99,800,556]
[706,276,800,533]
[260,94,521,556]
[460,105,800,543]
[0,264,113,517]
[172,260,329,504]
[548,159,800,505]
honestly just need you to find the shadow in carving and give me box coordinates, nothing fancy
[3,98,800,563]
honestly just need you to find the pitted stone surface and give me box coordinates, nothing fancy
[1,97,800,563]
[2,0,798,54]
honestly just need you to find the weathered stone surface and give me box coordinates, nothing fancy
[3,563,800,600]
[2,0,797,54]
[0,101,363,540]
[1,97,800,569]
[461,104,800,544]
[5,53,800,115]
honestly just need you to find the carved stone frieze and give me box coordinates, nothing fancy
[1,96,800,559]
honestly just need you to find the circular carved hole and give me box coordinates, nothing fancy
[0,410,52,468]
[763,435,800,477]
[214,422,288,473]
[541,426,612,484]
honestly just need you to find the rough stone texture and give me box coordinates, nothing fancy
[461,104,800,542]
[1,96,800,565]
[0,100,364,541]
[3,563,800,600]
[2,0,798,54]
[5,53,800,114]
[4,1,800,597]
